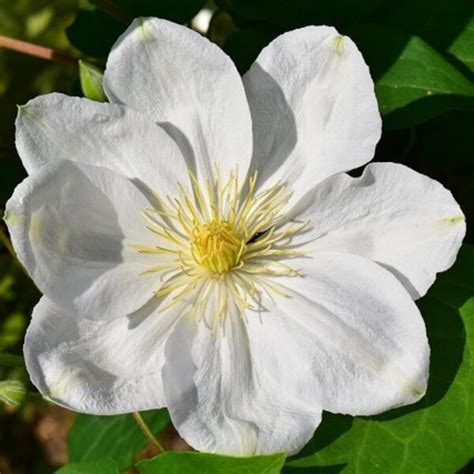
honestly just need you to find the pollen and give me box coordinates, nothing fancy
[130,166,308,331]
[191,220,246,275]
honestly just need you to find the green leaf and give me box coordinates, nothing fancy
[137,452,286,474]
[0,352,25,368]
[222,0,383,30]
[449,16,474,73]
[55,459,119,474]
[79,60,107,102]
[284,244,474,474]
[69,409,170,470]
[221,22,474,128]
[377,0,474,73]
[348,24,474,128]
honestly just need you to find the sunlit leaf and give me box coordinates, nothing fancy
[377,0,474,73]
[79,60,107,102]
[348,24,474,128]
[69,409,170,470]
[137,451,286,474]
[55,459,119,474]
[284,244,474,474]
[222,23,474,128]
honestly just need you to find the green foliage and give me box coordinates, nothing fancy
[55,459,119,474]
[137,452,286,474]
[218,2,474,129]
[68,409,170,470]
[0,0,77,210]
[0,0,77,94]
[79,60,107,102]
[0,253,38,354]
[0,353,25,368]
[223,26,474,127]
[347,24,474,128]
[377,0,474,73]
[285,244,474,474]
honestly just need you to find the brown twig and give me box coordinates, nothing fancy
[0,35,78,65]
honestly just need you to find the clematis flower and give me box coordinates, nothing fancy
[5,18,465,455]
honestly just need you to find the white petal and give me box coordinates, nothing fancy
[16,93,189,196]
[25,297,175,414]
[5,160,161,321]
[251,252,429,416]
[104,18,253,182]
[162,312,322,455]
[296,163,466,298]
[243,26,381,206]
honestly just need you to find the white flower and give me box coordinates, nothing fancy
[4,18,465,456]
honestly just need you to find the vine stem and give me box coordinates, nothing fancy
[0,215,30,278]
[90,0,132,24]
[133,412,167,453]
[0,353,25,368]
[0,224,15,258]
[0,35,78,64]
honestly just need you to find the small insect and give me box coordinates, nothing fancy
[247,230,269,244]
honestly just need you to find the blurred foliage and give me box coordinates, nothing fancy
[0,0,79,206]
[0,0,473,473]
[0,3,77,472]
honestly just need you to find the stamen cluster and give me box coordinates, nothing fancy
[131,168,307,331]
[191,220,245,274]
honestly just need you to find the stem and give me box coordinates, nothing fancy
[90,0,132,24]
[0,217,29,278]
[133,412,167,453]
[0,353,25,368]
[0,224,15,258]
[0,35,78,64]
[400,127,417,163]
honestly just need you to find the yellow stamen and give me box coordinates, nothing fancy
[191,220,246,275]
[130,166,308,330]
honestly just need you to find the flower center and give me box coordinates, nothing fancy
[191,220,246,275]
[131,167,308,331]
